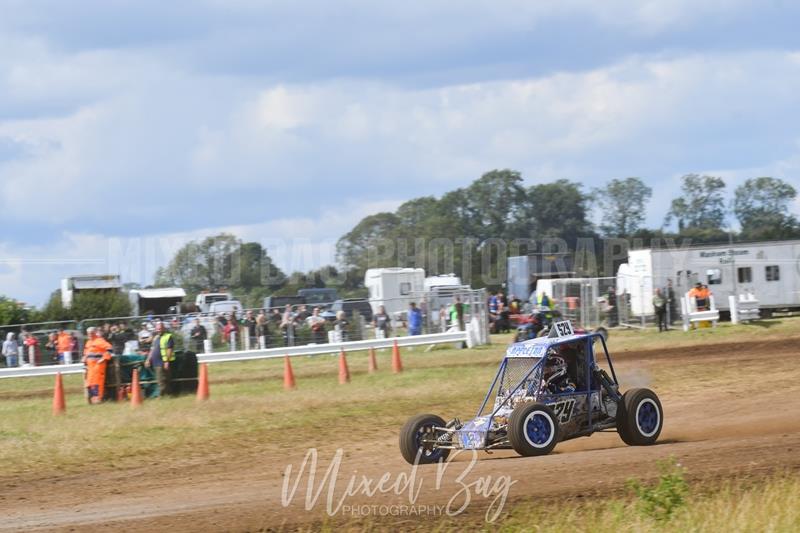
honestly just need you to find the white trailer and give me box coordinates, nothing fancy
[364,267,425,319]
[617,239,800,316]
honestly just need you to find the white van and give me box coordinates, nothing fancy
[195,292,233,313]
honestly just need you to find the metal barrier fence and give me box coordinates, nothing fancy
[1,290,490,370]
[0,330,470,379]
[548,277,617,330]
[533,276,671,330]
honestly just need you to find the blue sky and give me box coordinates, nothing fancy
[1,0,800,305]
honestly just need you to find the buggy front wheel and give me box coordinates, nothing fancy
[508,402,560,457]
[399,414,451,465]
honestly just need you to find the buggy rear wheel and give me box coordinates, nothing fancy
[508,402,560,457]
[617,388,663,445]
[399,414,451,465]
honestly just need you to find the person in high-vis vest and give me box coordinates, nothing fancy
[537,291,555,320]
[82,327,113,404]
[146,322,175,397]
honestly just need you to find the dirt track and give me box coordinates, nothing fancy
[2,338,799,531]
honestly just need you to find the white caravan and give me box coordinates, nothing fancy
[364,268,425,319]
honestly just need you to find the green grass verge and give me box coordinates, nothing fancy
[490,471,800,532]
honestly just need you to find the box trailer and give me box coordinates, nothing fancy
[617,239,800,316]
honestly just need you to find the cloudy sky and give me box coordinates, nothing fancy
[2,0,800,305]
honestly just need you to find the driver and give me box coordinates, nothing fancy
[543,354,577,394]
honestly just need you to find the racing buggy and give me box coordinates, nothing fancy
[400,321,662,464]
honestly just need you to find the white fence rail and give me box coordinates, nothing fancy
[0,331,469,379]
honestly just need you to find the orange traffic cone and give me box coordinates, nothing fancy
[368,347,378,373]
[197,363,209,401]
[338,349,350,384]
[283,356,296,390]
[130,368,143,408]
[392,340,403,373]
[52,373,66,416]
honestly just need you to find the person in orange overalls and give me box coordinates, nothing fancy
[83,327,113,404]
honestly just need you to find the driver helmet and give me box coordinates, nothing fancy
[543,354,567,383]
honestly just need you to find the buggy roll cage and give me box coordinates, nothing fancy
[471,332,618,448]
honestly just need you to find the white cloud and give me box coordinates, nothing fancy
[0,198,402,306]
[1,1,799,306]
[3,48,800,231]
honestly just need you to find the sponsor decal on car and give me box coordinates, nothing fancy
[505,343,546,357]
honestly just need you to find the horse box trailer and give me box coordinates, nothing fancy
[617,239,800,316]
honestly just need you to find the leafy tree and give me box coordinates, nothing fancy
[0,296,31,326]
[156,234,286,305]
[595,177,652,237]
[733,177,800,240]
[336,212,401,273]
[527,179,594,243]
[462,170,532,241]
[69,291,132,321]
[395,196,441,229]
[664,174,727,233]
[155,233,240,292]
[35,290,72,322]
[230,241,286,291]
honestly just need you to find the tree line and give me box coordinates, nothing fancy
[336,171,800,286]
[2,171,798,326]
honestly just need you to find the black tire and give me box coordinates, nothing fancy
[399,414,451,465]
[508,402,560,457]
[617,388,663,445]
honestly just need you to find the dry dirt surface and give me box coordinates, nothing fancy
[2,338,799,531]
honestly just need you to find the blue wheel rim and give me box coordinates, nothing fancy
[415,425,442,459]
[525,412,552,446]
[636,400,659,435]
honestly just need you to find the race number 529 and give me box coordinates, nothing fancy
[554,321,574,337]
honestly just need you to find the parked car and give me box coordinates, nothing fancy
[330,299,373,323]
[297,288,338,307]
[263,295,306,311]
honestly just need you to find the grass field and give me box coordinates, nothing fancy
[1,317,799,531]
